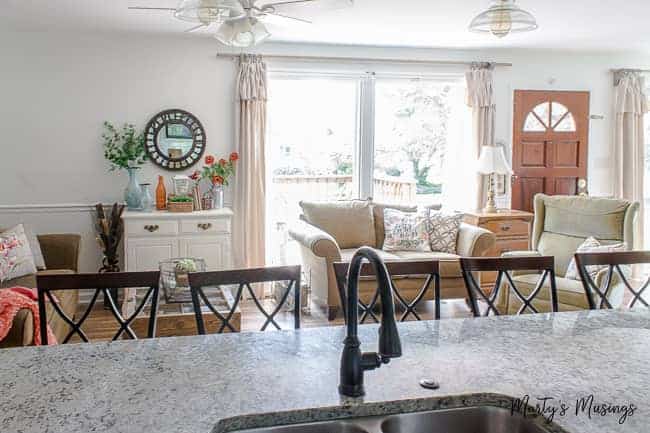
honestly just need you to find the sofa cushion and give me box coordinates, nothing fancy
[426,211,462,254]
[389,251,461,278]
[382,209,431,252]
[372,203,417,248]
[0,225,37,281]
[340,248,400,263]
[300,200,376,249]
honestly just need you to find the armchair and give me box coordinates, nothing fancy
[496,194,639,313]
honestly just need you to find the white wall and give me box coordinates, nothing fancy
[1,30,649,271]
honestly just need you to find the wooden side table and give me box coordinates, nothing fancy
[463,209,534,288]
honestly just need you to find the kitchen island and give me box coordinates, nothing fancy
[1,310,649,433]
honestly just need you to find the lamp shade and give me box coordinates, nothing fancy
[476,145,512,175]
[469,0,537,38]
[175,0,245,24]
[214,17,271,47]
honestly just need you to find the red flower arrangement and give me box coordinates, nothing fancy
[201,153,237,186]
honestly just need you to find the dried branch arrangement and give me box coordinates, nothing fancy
[95,203,125,273]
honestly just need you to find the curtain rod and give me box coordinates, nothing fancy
[215,52,512,67]
[611,68,650,73]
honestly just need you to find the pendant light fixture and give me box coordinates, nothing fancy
[214,15,271,47]
[469,0,537,38]
[174,0,245,25]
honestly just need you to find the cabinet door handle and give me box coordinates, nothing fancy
[144,224,159,233]
[197,223,212,231]
[501,224,511,232]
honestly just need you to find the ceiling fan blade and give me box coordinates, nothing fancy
[261,11,312,24]
[128,7,177,11]
[185,24,209,32]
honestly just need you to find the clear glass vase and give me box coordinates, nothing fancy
[124,167,142,210]
[140,183,154,212]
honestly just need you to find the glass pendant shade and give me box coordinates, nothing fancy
[214,17,271,47]
[175,0,245,24]
[469,0,537,38]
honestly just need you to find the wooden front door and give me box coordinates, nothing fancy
[511,90,590,212]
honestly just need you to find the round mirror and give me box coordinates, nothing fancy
[144,109,206,170]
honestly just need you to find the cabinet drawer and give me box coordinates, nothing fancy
[482,220,530,237]
[181,218,230,234]
[125,220,178,237]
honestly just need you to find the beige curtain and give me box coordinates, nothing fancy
[233,54,267,269]
[466,62,496,211]
[614,70,648,248]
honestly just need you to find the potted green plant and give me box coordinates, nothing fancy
[102,121,148,210]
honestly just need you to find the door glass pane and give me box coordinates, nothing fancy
[524,112,546,131]
[267,77,359,265]
[533,102,550,126]
[374,78,463,206]
[550,102,569,127]
[554,112,576,132]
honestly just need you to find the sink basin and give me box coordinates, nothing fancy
[227,405,561,433]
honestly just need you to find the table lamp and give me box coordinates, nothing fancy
[476,145,513,213]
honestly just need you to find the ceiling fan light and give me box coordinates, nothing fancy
[469,0,537,37]
[174,0,245,24]
[214,17,270,48]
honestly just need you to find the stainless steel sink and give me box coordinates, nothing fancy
[229,406,560,433]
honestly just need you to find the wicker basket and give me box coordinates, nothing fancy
[167,198,194,213]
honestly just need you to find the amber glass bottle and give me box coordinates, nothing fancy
[155,175,167,210]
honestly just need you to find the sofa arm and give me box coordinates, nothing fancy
[37,234,81,272]
[456,223,496,257]
[289,220,341,260]
[0,309,34,348]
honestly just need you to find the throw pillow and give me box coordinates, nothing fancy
[427,211,462,254]
[1,224,46,270]
[382,209,432,252]
[0,224,38,282]
[299,200,376,249]
[565,236,627,280]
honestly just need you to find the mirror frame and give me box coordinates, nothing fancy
[144,109,206,171]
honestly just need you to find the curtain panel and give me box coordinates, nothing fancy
[466,63,496,211]
[613,69,648,248]
[234,55,267,269]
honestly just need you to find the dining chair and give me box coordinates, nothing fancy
[460,256,558,316]
[333,260,441,322]
[574,251,650,310]
[36,271,160,344]
[188,265,301,333]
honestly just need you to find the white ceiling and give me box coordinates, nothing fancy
[2,0,649,52]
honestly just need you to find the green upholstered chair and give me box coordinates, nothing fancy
[496,194,639,313]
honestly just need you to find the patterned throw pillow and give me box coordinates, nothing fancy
[382,209,432,252]
[427,211,462,254]
[0,224,37,282]
[565,236,627,280]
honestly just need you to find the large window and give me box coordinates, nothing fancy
[266,71,466,265]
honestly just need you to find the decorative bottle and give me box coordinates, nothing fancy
[156,175,167,210]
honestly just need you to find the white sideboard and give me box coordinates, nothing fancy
[122,208,234,272]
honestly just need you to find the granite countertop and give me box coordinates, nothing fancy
[1,310,649,433]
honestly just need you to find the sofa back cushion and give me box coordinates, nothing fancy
[300,200,376,249]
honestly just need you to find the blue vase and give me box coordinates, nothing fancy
[124,167,143,210]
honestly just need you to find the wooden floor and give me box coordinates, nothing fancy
[71,299,473,343]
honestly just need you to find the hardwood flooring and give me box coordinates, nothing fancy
[71,299,473,343]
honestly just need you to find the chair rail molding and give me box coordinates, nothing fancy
[0,203,105,214]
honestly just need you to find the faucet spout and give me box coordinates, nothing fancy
[339,247,402,397]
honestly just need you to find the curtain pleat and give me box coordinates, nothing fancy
[466,63,496,211]
[234,55,267,270]
[614,70,647,248]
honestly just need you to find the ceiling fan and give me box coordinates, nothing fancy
[129,0,353,47]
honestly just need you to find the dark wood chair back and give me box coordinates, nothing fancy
[574,251,650,310]
[188,265,301,333]
[460,256,558,316]
[36,272,160,344]
[333,260,441,322]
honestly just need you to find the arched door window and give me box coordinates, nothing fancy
[523,101,576,132]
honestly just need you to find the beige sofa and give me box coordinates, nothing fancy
[496,194,639,313]
[289,200,496,319]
